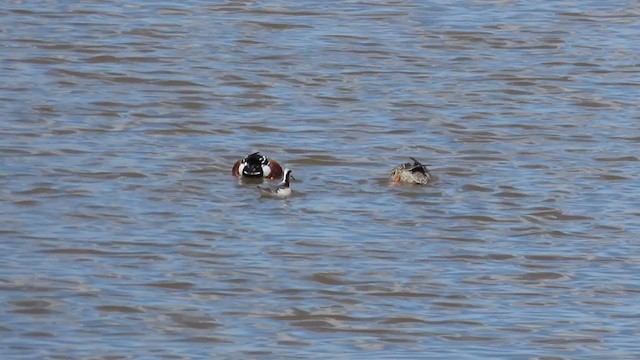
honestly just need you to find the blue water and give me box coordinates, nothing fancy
[1,1,639,359]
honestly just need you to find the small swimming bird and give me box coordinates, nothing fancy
[232,152,283,179]
[389,157,432,185]
[258,169,294,198]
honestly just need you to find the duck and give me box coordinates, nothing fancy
[389,157,432,185]
[258,169,294,198]
[232,152,283,179]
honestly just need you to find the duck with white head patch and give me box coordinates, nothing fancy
[232,152,283,180]
[258,169,294,198]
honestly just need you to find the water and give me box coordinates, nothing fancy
[2,1,639,359]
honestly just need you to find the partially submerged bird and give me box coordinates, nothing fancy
[232,152,283,179]
[258,169,294,198]
[389,157,432,185]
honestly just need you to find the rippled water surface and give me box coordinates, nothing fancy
[2,1,639,358]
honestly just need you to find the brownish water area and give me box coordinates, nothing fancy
[1,1,639,359]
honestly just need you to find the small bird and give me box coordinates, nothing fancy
[258,169,294,198]
[232,152,283,179]
[389,157,432,185]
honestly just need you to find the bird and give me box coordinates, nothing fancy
[258,169,294,198]
[232,152,283,179]
[389,157,432,185]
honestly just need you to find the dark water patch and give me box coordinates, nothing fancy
[13,187,68,196]
[13,200,40,206]
[247,21,314,30]
[440,335,497,342]
[306,272,351,286]
[593,174,629,181]
[315,95,359,102]
[524,255,584,262]
[144,128,218,136]
[22,331,54,337]
[184,336,229,344]
[169,313,221,329]
[432,302,481,309]
[142,282,195,290]
[123,28,183,39]
[452,215,512,223]
[378,317,427,325]
[172,101,207,110]
[154,80,206,87]
[82,55,164,64]
[238,125,279,133]
[271,310,363,323]
[440,236,488,244]
[11,308,57,315]
[594,156,638,162]
[0,148,33,155]
[514,272,570,281]
[17,57,69,65]
[573,100,617,108]
[105,75,155,84]
[440,254,516,262]
[43,248,123,256]
[496,191,529,198]
[532,337,601,345]
[96,305,144,314]
[245,8,328,17]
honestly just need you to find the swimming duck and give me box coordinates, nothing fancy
[232,152,283,179]
[389,157,432,185]
[258,169,294,198]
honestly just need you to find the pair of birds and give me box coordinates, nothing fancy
[232,152,294,198]
[232,152,432,198]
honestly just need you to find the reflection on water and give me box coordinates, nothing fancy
[1,1,639,359]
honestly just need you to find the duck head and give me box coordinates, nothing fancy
[405,157,430,176]
[232,152,283,179]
